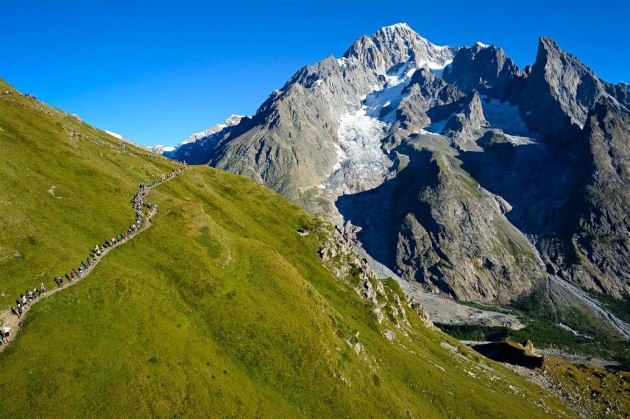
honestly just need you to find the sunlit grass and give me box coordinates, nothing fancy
[0,79,574,418]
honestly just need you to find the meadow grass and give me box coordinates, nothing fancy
[0,80,575,418]
[0,79,178,309]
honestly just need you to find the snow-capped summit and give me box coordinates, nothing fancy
[343,23,456,76]
[181,114,244,145]
[381,22,412,32]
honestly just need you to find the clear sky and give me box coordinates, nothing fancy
[1,0,628,146]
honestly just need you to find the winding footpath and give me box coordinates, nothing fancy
[0,165,187,353]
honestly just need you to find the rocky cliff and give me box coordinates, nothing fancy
[168,24,630,306]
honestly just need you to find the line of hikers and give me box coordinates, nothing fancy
[8,283,46,322]
[5,165,188,328]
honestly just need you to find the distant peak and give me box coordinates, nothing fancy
[382,22,412,31]
[539,36,560,50]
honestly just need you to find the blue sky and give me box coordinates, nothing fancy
[1,0,628,146]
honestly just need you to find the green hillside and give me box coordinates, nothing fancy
[0,80,574,418]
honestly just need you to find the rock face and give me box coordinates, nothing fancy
[519,37,626,142]
[443,43,524,103]
[343,23,455,74]
[442,91,489,149]
[569,100,630,296]
[169,24,630,305]
[169,23,454,208]
[397,68,464,130]
[390,149,544,302]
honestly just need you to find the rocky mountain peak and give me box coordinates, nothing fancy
[343,23,455,75]
[519,36,613,141]
[443,42,524,102]
[164,28,630,313]
[182,114,244,145]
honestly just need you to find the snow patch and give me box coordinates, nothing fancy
[384,60,416,87]
[181,115,244,145]
[503,134,536,146]
[325,53,454,194]
[386,22,412,30]
[475,42,489,48]
[105,130,123,140]
[431,68,445,78]
[337,108,389,172]
[480,96,535,138]
[424,118,450,135]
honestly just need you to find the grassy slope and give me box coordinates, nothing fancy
[0,80,573,418]
[544,358,630,417]
[0,79,178,308]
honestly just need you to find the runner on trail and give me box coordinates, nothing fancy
[40,282,46,295]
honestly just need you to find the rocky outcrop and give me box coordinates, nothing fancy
[316,222,432,328]
[442,91,489,149]
[397,68,465,130]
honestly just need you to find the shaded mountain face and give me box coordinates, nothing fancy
[169,24,630,303]
[442,43,525,103]
[568,99,630,296]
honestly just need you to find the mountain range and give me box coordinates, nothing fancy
[2,23,630,417]
[1,77,594,418]
[166,24,630,322]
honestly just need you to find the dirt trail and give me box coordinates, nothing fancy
[0,166,186,353]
